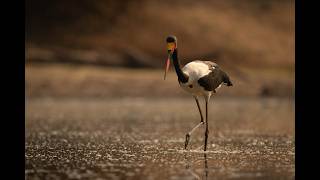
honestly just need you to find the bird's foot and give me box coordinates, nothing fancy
[185,134,190,149]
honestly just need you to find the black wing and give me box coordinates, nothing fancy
[198,67,232,92]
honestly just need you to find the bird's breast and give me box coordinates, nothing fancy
[179,81,203,95]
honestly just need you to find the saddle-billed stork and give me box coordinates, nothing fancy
[164,35,233,151]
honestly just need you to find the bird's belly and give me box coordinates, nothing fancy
[179,81,206,96]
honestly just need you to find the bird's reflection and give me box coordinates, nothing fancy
[204,154,208,179]
[185,153,208,180]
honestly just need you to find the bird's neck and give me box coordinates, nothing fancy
[171,49,188,83]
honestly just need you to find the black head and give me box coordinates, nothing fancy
[166,35,178,52]
[164,35,178,80]
[166,35,177,43]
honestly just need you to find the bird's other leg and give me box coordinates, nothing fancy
[204,95,211,151]
[185,96,205,149]
[195,96,204,123]
[185,122,203,149]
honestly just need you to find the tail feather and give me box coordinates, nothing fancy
[222,72,233,86]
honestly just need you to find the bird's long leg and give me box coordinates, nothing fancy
[195,97,204,123]
[185,96,205,149]
[204,95,211,151]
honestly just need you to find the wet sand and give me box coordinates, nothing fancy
[26,97,294,179]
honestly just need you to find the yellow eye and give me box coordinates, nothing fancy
[167,42,176,51]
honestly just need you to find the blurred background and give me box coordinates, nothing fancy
[25,1,295,179]
[26,0,294,98]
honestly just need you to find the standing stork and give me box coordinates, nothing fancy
[163,35,233,151]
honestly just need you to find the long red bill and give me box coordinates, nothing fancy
[163,57,170,80]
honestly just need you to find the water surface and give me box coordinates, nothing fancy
[26,97,294,179]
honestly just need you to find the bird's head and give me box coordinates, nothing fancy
[164,35,177,80]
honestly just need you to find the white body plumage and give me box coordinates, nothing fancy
[179,61,221,97]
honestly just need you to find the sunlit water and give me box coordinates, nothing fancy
[26,97,294,179]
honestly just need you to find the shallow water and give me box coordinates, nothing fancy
[26,97,294,179]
